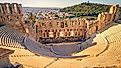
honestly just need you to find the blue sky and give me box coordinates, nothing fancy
[1,0,121,7]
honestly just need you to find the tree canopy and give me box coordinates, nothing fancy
[60,2,111,17]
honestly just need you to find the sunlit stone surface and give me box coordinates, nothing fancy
[0,3,121,68]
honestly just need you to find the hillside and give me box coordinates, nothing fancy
[60,2,111,17]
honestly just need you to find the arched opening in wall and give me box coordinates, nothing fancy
[9,5,12,14]
[75,32,77,36]
[78,22,80,25]
[96,26,98,31]
[113,6,117,13]
[35,25,38,33]
[113,15,116,21]
[65,22,68,27]
[52,29,54,32]
[6,15,9,19]
[78,32,80,36]
[69,32,71,36]
[72,21,74,26]
[6,4,10,13]
[80,29,82,31]
[16,16,19,19]
[65,32,67,36]
[70,29,72,31]
[53,32,56,38]
[67,29,69,31]
[18,7,21,14]
[45,30,47,32]
[47,32,49,37]
[61,22,64,28]
[0,5,4,14]
[43,33,45,38]
[57,22,59,26]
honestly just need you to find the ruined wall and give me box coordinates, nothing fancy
[0,3,27,34]
[34,18,87,41]
[0,3,23,23]
[34,5,119,41]
[96,5,119,30]
[0,3,119,41]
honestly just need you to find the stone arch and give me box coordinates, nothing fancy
[11,3,18,13]
[0,3,4,13]
[96,26,98,31]
[17,4,22,14]
[61,22,64,28]
[0,3,5,14]
[4,3,10,14]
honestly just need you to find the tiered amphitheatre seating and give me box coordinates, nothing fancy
[0,25,88,58]
[73,34,108,56]
[0,30,57,67]
[1,23,121,67]
[100,31,121,57]
[0,26,25,49]
[100,23,121,57]
[8,47,56,68]
[75,23,121,67]
[101,23,121,37]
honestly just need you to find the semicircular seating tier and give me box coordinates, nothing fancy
[0,26,25,49]
[1,23,121,67]
[0,25,86,58]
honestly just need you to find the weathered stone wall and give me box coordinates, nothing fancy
[34,18,87,41]
[0,3,27,34]
[96,5,119,30]
[87,5,119,37]
[34,5,119,41]
[0,3,23,23]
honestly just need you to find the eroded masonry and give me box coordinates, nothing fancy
[33,5,119,43]
[0,3,120,43]
[0,3,26,33]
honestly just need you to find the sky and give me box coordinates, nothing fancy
[0,0,121,8]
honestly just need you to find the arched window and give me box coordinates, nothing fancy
[70,29,72,31]
[61,22,64,28]
[43,33,45,37]
[52,29,54,32]
[65,32,67,36]
[67,29,69,31]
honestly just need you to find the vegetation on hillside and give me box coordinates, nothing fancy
[60,2,111,17]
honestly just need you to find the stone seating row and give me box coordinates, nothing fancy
[0,26,25,49]
[72,34,107,56]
